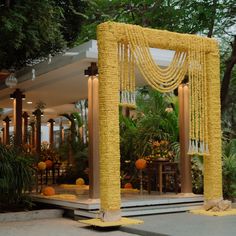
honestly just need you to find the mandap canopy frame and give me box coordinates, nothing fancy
[97,21,222,222]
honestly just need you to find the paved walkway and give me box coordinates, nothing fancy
[0,218,137,236]
[1,212,236,236]
[121,212,236,236]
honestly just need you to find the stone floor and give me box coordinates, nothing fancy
[121,212,236,236]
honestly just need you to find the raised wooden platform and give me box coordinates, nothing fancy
[32,187,203,218]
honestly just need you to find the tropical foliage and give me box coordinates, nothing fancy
[57,112,88,184]
[120,87,180,188]
[135,88,179,158]
[120,112,139,187]
[222,139,236,199]
[191,155,204,194]
[0,145,35,210]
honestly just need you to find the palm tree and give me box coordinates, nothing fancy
[134,87,179,157]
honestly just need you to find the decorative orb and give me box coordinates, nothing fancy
[124,183,133,189]
[42,186,55,196]
[76,178,85,185]
[45,160,53,169]
[38,161,46,171]
[135,159,147,170]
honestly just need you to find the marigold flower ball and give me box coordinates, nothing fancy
[124,183,133,189]
[76,178,85,185]
[135,159,147,170]
[38,161,46,171]
[45,160,53,169]
[43,186,55,196]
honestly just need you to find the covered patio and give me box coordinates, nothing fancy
[0,39,200,217]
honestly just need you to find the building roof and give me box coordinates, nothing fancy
[0,40,174,124]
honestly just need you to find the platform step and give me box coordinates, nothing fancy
[121,202,202,216]
[74,202,203,218]
[32,194,204,218]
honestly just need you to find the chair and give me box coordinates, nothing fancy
[147,160,179,194]
[162,162,179,194]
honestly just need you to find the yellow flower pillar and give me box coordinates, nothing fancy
[97,23,121,221]
[204,49,223,202]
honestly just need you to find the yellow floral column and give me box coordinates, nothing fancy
[97,23,121,221]
[204,45,223,203]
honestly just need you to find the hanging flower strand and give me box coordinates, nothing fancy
[118,24,209,156]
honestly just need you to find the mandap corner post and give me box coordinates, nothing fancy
[97,22,121,222]
[204,41,223,205]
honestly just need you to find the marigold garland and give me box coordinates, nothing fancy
[118,42,136,108]
[188,36,209,156]
[118,23,209,155]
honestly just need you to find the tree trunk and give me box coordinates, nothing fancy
[207,0,217,38]
[5,0,10,7]
[221,36,236,109]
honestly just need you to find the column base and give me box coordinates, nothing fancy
[100,209,121,222]
[79,217,143,227]
[204,198,231,211]
[190,198,235,216]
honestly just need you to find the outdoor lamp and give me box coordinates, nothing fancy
[5,73,18,88]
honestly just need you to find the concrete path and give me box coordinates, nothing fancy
[0,218,137,236]
[1,212,236,236]
[121,212,236,236]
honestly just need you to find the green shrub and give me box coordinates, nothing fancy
[0,145,35,210]
[222,139,236,199]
